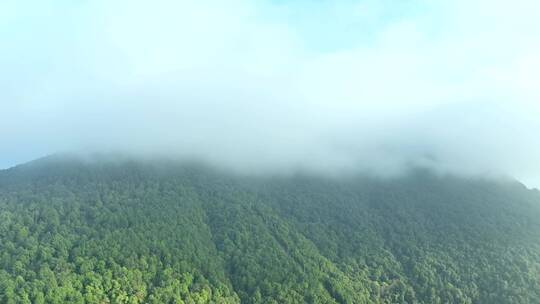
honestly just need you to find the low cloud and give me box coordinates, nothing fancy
[1,0,539,185]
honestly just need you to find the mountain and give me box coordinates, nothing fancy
[0,155,539,304]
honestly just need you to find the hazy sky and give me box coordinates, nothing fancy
[1,0,540,187]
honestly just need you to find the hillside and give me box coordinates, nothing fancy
[0,156,539,304]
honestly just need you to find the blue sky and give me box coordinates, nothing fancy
[1,0,540,187]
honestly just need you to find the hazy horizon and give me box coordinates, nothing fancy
[2,0,540,188]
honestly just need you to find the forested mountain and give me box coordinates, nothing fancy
[1,155,539,304]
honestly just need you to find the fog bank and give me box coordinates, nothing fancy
[1,0,540,186]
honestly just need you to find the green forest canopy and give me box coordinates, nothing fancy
[0,156,539,303]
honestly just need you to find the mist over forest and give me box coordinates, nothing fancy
[2,0,540,187]
[2,1,540,303]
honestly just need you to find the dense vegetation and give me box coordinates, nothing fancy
[0,155,539,304]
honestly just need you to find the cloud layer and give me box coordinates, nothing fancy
[1,0,540,185]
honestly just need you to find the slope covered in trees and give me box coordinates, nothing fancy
[0,155,539,303]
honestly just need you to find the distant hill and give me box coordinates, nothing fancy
[1,155,539,304]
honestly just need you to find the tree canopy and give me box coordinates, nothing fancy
[0,156,539,303]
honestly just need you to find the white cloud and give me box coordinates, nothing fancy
[1,0,539,186]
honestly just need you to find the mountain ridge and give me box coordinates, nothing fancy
[0,156,539,303]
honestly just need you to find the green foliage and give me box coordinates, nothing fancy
[0,157,539,303]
